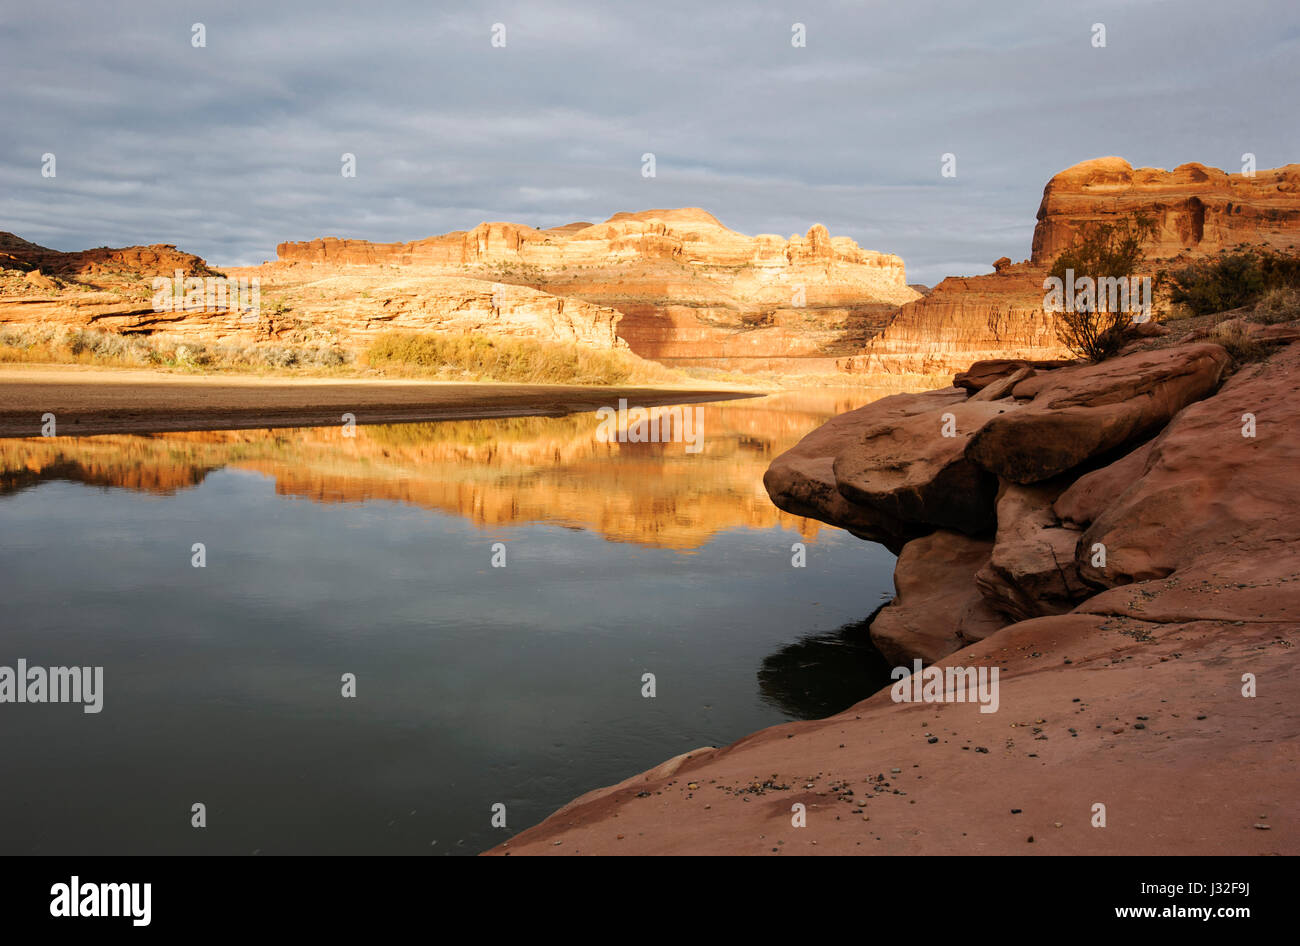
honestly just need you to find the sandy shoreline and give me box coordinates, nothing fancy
[0,365,757,437]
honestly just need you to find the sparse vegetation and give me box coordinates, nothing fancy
[1252,285,1300,325]
[0,327,353,373]
[1049,216,1155,361]
[1163,247,1300,317]
[1208,320,1266,363]
[365,331,674,385]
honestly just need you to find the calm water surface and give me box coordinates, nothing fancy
[0,391,898,854]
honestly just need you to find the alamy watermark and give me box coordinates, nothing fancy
[0,659,103,713]
[595,399,704,453]
[1044,269,1152,323]
[50,877,150,926]
[151,269,260,321]
[890,659,999,714]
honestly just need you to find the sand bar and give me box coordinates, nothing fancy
[0,365,756,437]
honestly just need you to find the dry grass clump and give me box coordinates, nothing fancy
[0,327,353,372]
[1252,287,1300,325]
[365,331,675,385]
[1208,320,1266,363]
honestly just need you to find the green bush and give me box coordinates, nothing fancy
[1049,216,1155,361]
[1164,248,1300,316]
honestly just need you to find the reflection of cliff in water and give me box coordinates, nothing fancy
[757,617,896,720]
[0,389,893,551]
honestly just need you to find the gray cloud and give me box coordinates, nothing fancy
[2,0,1296,284]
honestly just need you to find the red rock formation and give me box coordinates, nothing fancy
[1031,157,1300,263]
[843,263,1062,381]
[0,235,635,354]
[869,530,1005,664]
[0,232,213,277]
[847,157,1300,383]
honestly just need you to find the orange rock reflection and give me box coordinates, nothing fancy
[0,390,888,550]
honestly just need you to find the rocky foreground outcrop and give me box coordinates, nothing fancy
[488,321,1300,856]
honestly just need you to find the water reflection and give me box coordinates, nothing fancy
[0,389,893,550]
[757,615,895,720]
[0,388,902,854]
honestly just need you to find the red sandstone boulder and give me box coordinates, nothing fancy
[975,480,1087,622]
[953,358,1074,392]
[968,343,1231,484]
[1052,440,1154,528]
[762,388,967,553]
[832,399,1016,535]
[868,530,1006,664]
[1079,343,1300,588]
[969,365,1034,402]
[1252,323,1300,344]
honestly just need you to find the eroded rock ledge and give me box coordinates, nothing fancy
[489,326,1300,856]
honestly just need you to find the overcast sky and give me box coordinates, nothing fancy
[3,0,1296,284]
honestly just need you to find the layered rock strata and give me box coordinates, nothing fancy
[276,208,919,365]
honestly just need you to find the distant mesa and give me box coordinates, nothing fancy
[0,231,211,278]
[274,207,912,276]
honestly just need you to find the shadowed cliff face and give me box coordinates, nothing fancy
[0,390,896,551]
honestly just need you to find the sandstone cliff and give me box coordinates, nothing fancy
[2,210,917,373]
[1031,157,1300,263]
[0,231,214,277]
[849,157,1300,382]
[0,237,633,355]
[277,208,919,367]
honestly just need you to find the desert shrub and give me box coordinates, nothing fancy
[261,346,300,368]
[175,343,211,367]
[1164,248,1300,316]
[1252,286,1300,325]
[317,346,349,367]
[0,327,52,349]
[1209,320,1266,363]
[366,331,667,385]
[1049,216,1155,361]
